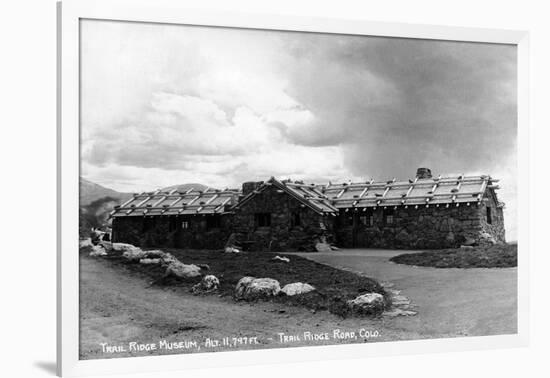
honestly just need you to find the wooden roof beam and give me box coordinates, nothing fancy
[196,193,220,213]
[214,197,232,212]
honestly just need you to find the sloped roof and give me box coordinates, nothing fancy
[110,187,240,217]
[111,174,501,218]
[234,177,338,215]
[322,175,500,209]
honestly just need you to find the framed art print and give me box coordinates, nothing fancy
[57,0,529,376]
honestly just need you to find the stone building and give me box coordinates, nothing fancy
[230,178,338,252]
[326,168,505,249]
[110,168,505,251]
[111,187,239,249]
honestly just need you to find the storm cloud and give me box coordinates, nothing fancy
[80,20,517,239]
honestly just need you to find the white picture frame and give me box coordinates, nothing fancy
[57,0,530,376]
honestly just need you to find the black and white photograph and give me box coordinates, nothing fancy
[78,18,518,360]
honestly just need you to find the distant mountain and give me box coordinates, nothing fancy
[79,178,133,236]
[79,179,213,236]
[79,177,132,206]
[161,183,211,193]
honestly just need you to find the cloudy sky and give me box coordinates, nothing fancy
[80,19,517,239]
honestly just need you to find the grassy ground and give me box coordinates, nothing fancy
[85,246,390,317]
[389,243,517,268]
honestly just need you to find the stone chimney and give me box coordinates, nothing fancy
[242,181,264,196]
[416,167,432,179]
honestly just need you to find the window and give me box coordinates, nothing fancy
[486,207,493,224]
[206,215,222,230]
[290,211,301,228]
[255,213,271,228]
[181,221,189,230]
[359,210,374,227]
[384,208,394,225]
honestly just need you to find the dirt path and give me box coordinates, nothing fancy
[294,249,518,338]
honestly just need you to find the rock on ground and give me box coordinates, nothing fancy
[139,258,161,265]
[234,277,255,298]
[281,282,315,296]
[234,277,281,301]
[80,238,93,248]
[315,242,332,252]
[224,246,241,253]
[159,252,178,265]
[192,275,220,294]
[111,243,140,253]
[463,237,476,246]
[143,250,166,258]
[165,261,202,279]
[89,244,107,257]
[271,255,290,263]
[383,308,418,317]
[122,248,148,261]
[347,293,385,316]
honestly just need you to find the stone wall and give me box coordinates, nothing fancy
[174,215,233,250]
[112,186,505,251]
[334,201,505,249]
[112,214,232,250]
[479,191,506,244]
[112,216,176,248]
[232,185,334,252]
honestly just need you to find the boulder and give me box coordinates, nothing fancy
[139,258,161,265]
[281,282,315,296]
[235,277,255,298]
[89,244,107,257]
[347,293,385,315]
[122,248,147,261]
[192,275,220,293]
[315,242,332,252]
[463,237,477,246]
[201,275,220,290]
[224,246,241,254]
[98,241,113,252]
[143,250,166,258]
[111,243,139,253]
[159,252,178,265]
[271,255,290,263]
[79,238,93,248]
[165,261,202,279]
[234,277,281,300]
[383,308,418,317]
